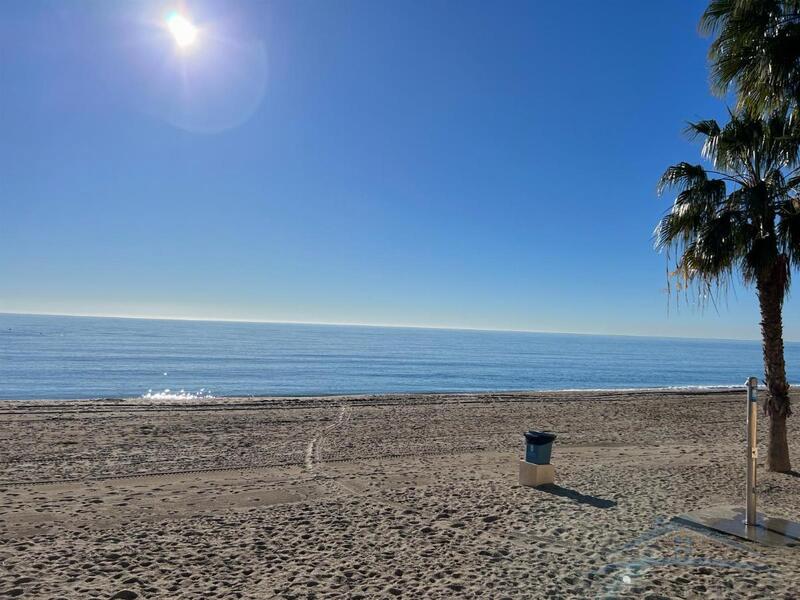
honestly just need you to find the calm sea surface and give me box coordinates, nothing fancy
[1,313,797,400]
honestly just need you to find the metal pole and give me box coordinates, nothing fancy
[745,376,758,526]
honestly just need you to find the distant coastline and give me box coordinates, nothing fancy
[0,311,781,344]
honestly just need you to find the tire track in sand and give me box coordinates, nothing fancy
[305,403,352,478]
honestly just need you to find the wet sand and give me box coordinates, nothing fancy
[1,390,799,598]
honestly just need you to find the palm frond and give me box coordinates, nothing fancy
[657,163,710,195]
[777,197,800,267]
[700,0,800,114]
[655,110,800,306]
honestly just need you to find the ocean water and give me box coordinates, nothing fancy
[0,313,797,401]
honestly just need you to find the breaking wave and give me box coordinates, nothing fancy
[141,388,216,401]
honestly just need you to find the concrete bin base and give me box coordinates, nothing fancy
[519,460,555,487]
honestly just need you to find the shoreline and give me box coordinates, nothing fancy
[0,384,757,405]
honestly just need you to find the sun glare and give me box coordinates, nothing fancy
[167,12,198,48]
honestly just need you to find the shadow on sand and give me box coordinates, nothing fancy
[535,484,617,509]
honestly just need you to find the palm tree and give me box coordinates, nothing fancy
[657,111,800,472]
[700,0,800,115]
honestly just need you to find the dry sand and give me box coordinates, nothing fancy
[1,390,799,598]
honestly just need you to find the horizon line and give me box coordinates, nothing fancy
[0,310,776,344]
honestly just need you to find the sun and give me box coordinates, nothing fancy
[166,12,198,48]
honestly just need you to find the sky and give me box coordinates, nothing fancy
[2,0,798,341]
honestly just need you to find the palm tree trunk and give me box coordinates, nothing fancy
[756,263,792,473]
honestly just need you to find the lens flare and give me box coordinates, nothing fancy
[167,12,198,48]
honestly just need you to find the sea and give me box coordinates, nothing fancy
[1,313,798,401]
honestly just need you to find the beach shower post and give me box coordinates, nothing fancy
[674,378,800,545]
[745,376,758,526]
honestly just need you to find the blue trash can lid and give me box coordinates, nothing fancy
[524,430,557,444]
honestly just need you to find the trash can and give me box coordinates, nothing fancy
[524,431,557,465]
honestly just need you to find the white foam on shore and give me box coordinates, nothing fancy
[552,384,749,393]
[141,388,216,401]
[144,384,762,400]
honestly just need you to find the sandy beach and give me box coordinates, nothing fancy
[1,390,799,598]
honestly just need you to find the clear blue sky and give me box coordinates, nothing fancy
[2,0,798,340]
